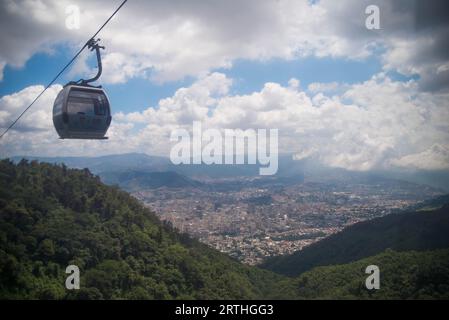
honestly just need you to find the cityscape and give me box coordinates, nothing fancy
[134,175,442,265]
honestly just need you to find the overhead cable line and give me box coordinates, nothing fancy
[0,0,128,139]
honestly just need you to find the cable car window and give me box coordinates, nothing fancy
[53,92,64,116]
[54,102,63,116]
[67,89,109,116]
[94,95,108,116]
[67,96,96,116]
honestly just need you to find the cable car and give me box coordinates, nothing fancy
[53,38,111,139]
[53,84,111,139]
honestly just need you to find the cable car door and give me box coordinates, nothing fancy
[67,90,94,133]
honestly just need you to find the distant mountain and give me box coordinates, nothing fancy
[100,170,203,191]
[171,154,306,178]
[261,199,449,277]
[8,153,305,178]
[9,153,170,174]
[8,153,449,192]
[370,169,449,192]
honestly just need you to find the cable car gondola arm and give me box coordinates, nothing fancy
[65,38,105,88]
[78,38,105,86]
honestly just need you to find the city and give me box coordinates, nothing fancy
[133,175,442,265]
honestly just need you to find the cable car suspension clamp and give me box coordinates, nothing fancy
[68,38,105,88]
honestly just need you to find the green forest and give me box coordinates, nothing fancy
[1,159,449,299]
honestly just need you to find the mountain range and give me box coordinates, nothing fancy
[1,159,449,299]
[9,153,449,192]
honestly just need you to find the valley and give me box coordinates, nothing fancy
[132,174,442,265]
[11,153,444,266]
[1,158,449,300]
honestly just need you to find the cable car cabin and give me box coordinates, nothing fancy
[53,85,111,139]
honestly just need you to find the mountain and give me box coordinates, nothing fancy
[261,199,449,277]
[9,153,305,178]
[273,249,449,299]
[375,169,449,192]
[100,170,203,192]
[1,159,449,299]
[9,153,449,192]
[9,153,170,174]
[0,159,280,299]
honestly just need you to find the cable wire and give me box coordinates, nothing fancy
[0,0,128,139]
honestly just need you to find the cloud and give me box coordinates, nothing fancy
[390,144,449,171]
[0,0,448,91]
[0,84,61,132]
[0,1,71,74]
[2,72,448,171]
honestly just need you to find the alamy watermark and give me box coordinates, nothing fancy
[65,5,80,30]
[170,121,279,175]
[365,5,380,30]
[65,265,80,290]
[365,265,380,290]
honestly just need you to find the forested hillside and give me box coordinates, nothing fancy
[261,203,449,276]
[274,249,449,299]
[0,159,280,299]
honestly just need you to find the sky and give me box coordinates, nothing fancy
[0,0,448,172]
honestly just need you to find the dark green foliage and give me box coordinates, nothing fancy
[261,203,449,276]
[271,249,449,299]
[0,159,279,299]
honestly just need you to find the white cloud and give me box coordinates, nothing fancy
[390,144,449,171]
[0,0,448,91]
[0,84,61,132]
[2,73,448,171]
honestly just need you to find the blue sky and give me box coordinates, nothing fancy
[0,45,189,112]
[0,44,385,114]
